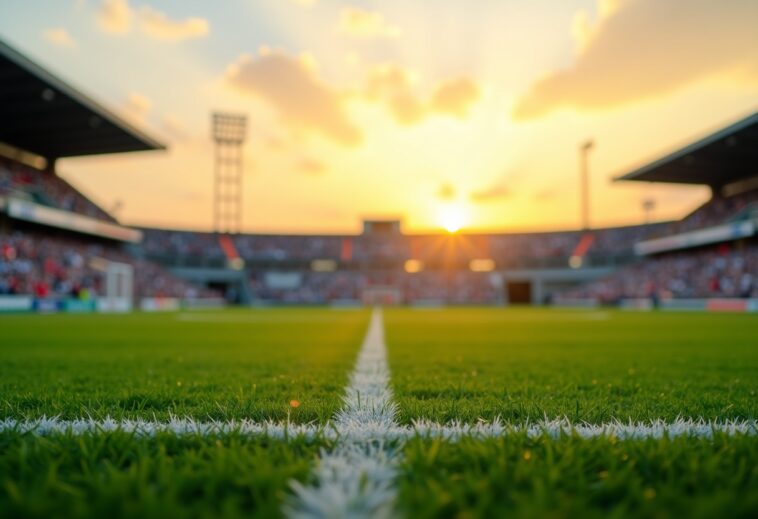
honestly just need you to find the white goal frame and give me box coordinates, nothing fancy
[91,259,134,313]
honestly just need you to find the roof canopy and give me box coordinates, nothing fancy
[0,38,165,159]
[616,111,758,188]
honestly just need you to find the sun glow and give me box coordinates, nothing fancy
[438,205,468,233]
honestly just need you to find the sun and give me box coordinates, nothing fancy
[438,205,468,233]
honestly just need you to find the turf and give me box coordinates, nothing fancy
[396,432,758,518]
[385,308,758,424]
[0,309,369,423]
[2,306,757,518]
[0,430,330,519]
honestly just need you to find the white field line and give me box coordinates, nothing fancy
[1,416,756,440]
[286,307,401,519]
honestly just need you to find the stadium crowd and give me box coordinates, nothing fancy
[0,230,219,300]
[560,243,758,302]
[2,155,755,306]
[249,270,499,304]
[664,189,758,236]
[138,223,668,270]
[0,158,115,222]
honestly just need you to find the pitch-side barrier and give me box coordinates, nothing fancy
[0,296,226,314]
[555,297,758,313]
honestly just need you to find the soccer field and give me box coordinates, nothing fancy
[1,307,757,518]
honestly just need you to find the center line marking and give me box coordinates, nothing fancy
[286,307,401,519]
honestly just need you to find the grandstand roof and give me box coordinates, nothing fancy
[616,110,758,187]
[0,38,165,159]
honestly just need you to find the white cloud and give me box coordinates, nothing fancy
[123,92,152,122]
[138,6,209,41]
[365,64,480,125]
[225,50,362,147]
[43,28,77,48]
[339,7,400,39]
[97,0,132,34]
[513,0,758,120]
[97,1,209,41]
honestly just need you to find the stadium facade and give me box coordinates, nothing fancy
[0,39,756,313]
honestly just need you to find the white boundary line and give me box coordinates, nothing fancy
[286,307,401,519]
[1,416,755,440]
[0,417,758,441]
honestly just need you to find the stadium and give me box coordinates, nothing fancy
[1,3,757,518]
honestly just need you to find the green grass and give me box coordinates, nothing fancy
[0,430,330,519]
[396,432,758,518]
[0,308,369,423]
[386,308,758,424]
[2,306,758,518]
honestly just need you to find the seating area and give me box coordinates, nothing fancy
[665,188,758,236]
[249,269,499,305]
[139,222,670,270]
[0,158,115,222]
[0,230,219,299]
[560,243,757,302]
[3,152,753,307]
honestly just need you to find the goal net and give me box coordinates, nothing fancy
[91,258,134,312]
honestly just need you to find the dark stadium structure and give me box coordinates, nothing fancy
[0,37,756,312]
[616,110,758,188]
[0,38,221,310]
[563,110,758,307]
[0,39,164,159]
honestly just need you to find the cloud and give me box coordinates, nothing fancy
[296,157,327,175]
[365,65,480,125]
[471,183,511,202]
[97,1,209,41]
[365,65,425,124]
[430,78,480,118]
[97,0,132,34]
[226,50,362,147]
[437,183,456,201]
[513,0,758,120]
[123,92,152,121]
[138,6,209,41]
[339,7,400,39]
[43,28,77,48]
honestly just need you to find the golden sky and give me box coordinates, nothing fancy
[2,0,757,233]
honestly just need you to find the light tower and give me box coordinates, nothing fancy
[212,113,247,233]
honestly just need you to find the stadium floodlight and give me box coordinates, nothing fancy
[470,259,496,272]
[212,112,248,234]
[404,259,424,273]
[212,113,247,144]
[642,198,656,224]
[579,139,594,230]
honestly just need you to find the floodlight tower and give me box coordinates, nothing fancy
[212,113,247,233]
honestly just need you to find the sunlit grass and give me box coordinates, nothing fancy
[397,432,758,518]
[0,308,369,423]
[385,307,758,424]
[0,430,330,519]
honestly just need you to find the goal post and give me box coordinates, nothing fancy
[90,258,134,313]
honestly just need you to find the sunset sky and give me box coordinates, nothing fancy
[1,0,757,234]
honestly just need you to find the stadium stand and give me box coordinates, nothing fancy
[0,229,217,299]
[0,157,115,222]
[138,223,667,305]
[1,36,755,310]
[0,38,220,309]
[560,243,757,302]
[560,111,758,306]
